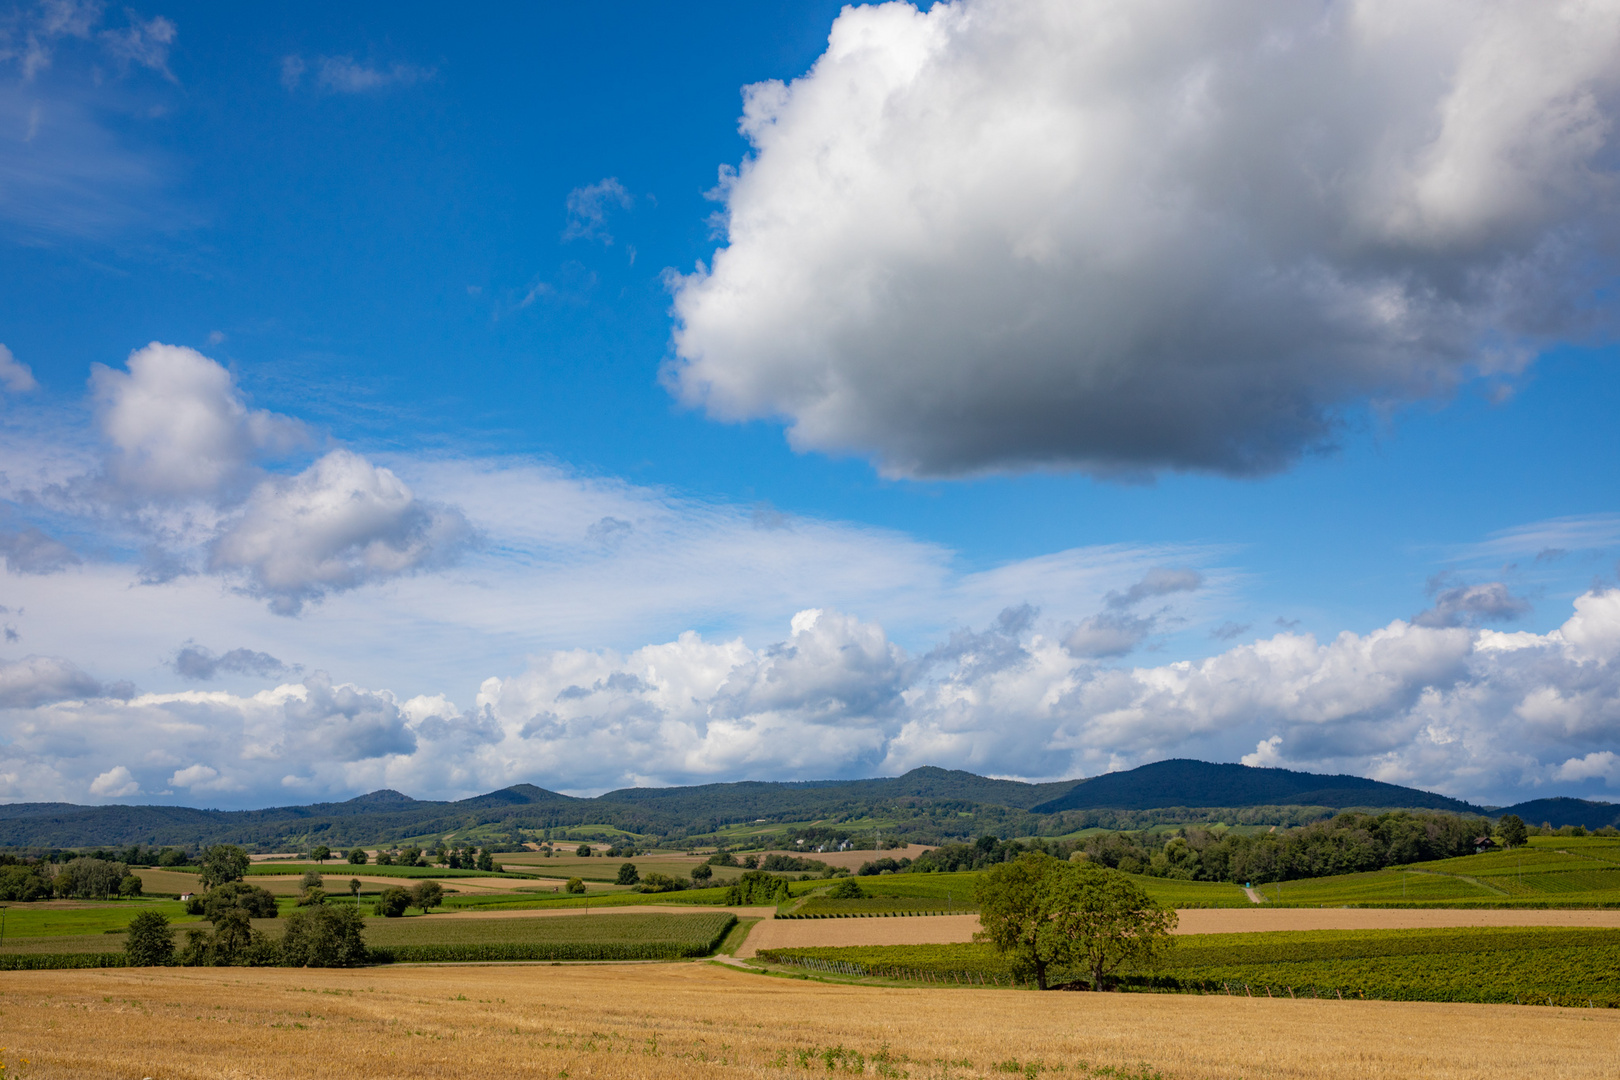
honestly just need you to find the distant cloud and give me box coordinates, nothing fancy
[1210,621,1250,642]
[0,345,39,392]
[0,653,102,707]
[1104,568,1203,610]
[93,341,308,502]
[561,178,632,245]
[1414,578,1532,629]
[281,53,434,94]
[0,527,79,575]
[668,0,1620,479]
[208,449,474,615]
[88,764,139,798]
[171,643,294,681]
[99,12,177,81]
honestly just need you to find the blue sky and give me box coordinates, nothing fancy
[2,0,1618,809]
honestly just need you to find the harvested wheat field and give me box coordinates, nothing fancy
[3,962,1617,1079]
[428,904,777,920]
[741,907,1620,956]
[751,844,937,870]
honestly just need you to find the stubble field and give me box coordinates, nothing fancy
[2,962,1617,1080]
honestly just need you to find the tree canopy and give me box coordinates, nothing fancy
[974,852,1176,990]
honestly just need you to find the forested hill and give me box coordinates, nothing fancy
[1029,760,1482,814]
[0,759,1551,850]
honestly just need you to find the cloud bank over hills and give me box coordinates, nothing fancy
[3,583,1618,810]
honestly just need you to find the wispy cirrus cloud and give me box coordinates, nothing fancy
[280,54,434,94]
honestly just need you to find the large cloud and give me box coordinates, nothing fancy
[5,589,1619,808]
[668,0,1620,477]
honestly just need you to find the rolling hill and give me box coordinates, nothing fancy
[1,759,1572,850]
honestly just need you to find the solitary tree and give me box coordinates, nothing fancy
[690,863,713,884]
[310,845,331,864]
[348,878,362,898]
[124,909,174,966]
[199,845,250,890]
[1497,814,1529,849]
[576,843,593,858]
[616,862,641,886]
[301,870,324,891]
[1039,860,1177,991]
[347,848,368,865]
[410,880,444,913]
[566,877,587,894]
[975,853,1176,990]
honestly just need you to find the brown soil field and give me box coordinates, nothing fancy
[3,962,1615,1079]
[740,913,980,956]
[423,904,778,921]
[738,907,1620,957]
[753,843,936,870]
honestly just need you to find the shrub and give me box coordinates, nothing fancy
[725,870,790,906]
[296,887,328,907]
[637,873,687,893]
[281,903,368,967]
[347,848,369,865]
[827,877,865,899]
[691,864,713,884]
[617,862,641,885]
[566,878,587,894]
[204,882,278,920]
[577,844,593,858]
[124,910,174,966]
[301,870,324,890]
[375,886,412,917]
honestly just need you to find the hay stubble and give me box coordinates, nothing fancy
[3,963,1616,1079]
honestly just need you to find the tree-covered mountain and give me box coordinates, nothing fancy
[1029,759,1483,814]
[1495,796,1620,831]
[0,760,1509,850]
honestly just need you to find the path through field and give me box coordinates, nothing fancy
[4,963,1615,1079]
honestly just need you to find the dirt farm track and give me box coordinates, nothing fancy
[3,963,1617,1080]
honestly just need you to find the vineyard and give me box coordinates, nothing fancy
[788,897,971,917]
[370,911,736,962]
[758,926,1620,1006]
[1263,843,1620,906]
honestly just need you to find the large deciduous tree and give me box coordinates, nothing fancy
[974,852,1176,990]
[200,844,250,889]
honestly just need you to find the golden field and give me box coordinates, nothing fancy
[737,906,1620,957]
[2,962,1617,1079]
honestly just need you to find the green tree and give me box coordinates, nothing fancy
[827,877,864,899]
[124,909,174,966]
[280,903,368,967]
[476,850,496,873]
[616,862,641,885]
[974,853,1066,989]
[296,887,328,907]
[566,877,587,894]
[1497,814,1529,849]
[410,880,444,913]
[200,844,250,889]
[117,872,143,898]
[1039,860,1177,991]
[301,870,324,891]
[347,848,368,865]
[203,882,279,921]
[690,863,713,884]
[0,865,52,901]
[723,870,789,906]
[374,886,411,917]
[310,845,331,864]
[576,843,592,858]
[348,878,362,898]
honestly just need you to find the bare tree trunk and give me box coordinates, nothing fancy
[1036,960,1048,990]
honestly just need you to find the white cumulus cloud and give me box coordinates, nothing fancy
[668,0,1620,478]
